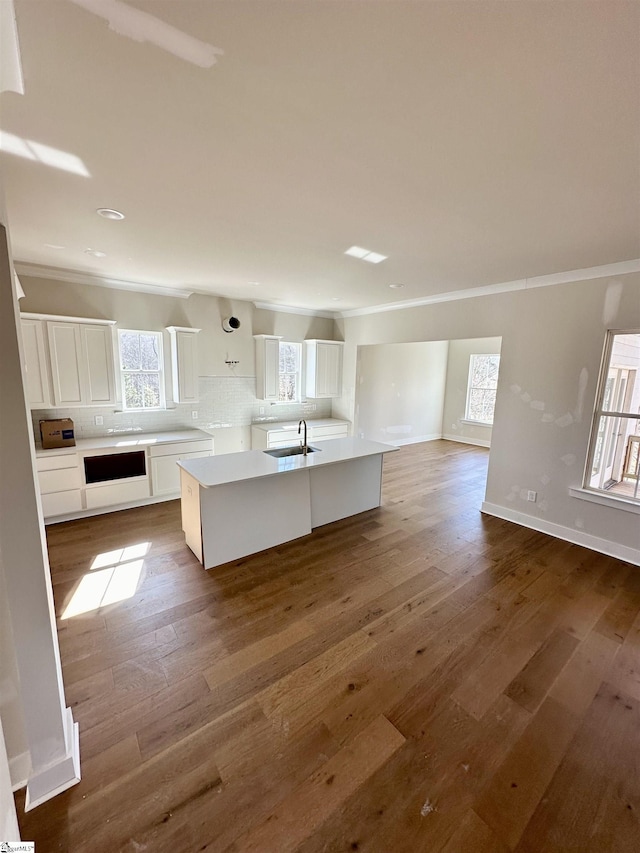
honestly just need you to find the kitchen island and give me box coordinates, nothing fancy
[178,437,397,569]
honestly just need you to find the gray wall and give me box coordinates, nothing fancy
[335,274,640,561]
[355,341,449,444]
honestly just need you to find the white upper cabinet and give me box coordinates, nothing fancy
[254,335,282,401]
[167,327,200,403]
[305,340,344,398]
[21,317,52,408]
[80,323,117,405]
[21,313,117,408]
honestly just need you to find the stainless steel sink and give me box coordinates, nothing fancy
[263,445,320,458]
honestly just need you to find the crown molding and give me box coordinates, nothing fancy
[13,261,194,300]
[253,301,337,320]
[338,259,640,319]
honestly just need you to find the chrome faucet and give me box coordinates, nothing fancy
[298,419,308,455]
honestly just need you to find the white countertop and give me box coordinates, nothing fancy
[251,417,349,433]
[35,429,212,457]
[178,437,397,488]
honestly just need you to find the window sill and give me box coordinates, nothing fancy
[460,419,493,428]
[570,486,640,515]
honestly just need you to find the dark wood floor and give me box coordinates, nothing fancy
[16,440,640,852]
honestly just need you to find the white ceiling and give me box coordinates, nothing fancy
[1,0,639,314]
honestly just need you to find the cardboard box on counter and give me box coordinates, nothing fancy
[40,418,76,449]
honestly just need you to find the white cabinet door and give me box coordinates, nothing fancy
[255,335,281,401]
[305,340,343,398]
[81,324,116,405]
[151,450,212,496]
[47,321,116,406]
[167,327,200,403]
[21,318,52,408]
[47,322,84,406]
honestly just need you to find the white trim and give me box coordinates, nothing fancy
[254,301,337,320]
[14,262,193,299]
[9,751,30,791]
[460,418,492,427]
[25,707,80,811]
[21,311,116,325]
[385,433,442,447]
[481,501,640,567]
[442,434,491,448]
[44,491,183,524]
[570,486,640,515]
[165,326,201,334]
[339,259,640,318]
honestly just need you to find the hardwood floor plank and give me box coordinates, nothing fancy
[514,682,640,853]
[474,697,580,849]
[504,628,580,713]
[231,715,405,853]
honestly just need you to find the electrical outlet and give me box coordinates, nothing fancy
[94,415,103,426]
[191,410,198,420]
[527,490,537,502]
[259,407,265,415]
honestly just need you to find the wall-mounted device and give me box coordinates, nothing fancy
[222,316,241,333]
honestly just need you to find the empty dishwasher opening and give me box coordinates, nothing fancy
[84,450,147,484]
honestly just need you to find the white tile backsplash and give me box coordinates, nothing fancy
[31,376,332,444]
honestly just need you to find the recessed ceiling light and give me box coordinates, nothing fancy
[344,245,387,264]
[364,252,387,264]
[44,243,65,249]
[389,283,404,289]
[331,297,342,302]
[345,246,370,259]
[97,208,125,220]
[84,248,106,258]
[248,281,260,286]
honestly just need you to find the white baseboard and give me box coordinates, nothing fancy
[24,707,81,811]
[442,433,491,448]
[44,492,177,525]
[9,751,30,792]
[387,433,442,447]
[481,501,640,567]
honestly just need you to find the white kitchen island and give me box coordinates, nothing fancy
[178,437,397,569]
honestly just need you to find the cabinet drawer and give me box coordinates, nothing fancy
[36,453,79,472]
[38,467,82,494]
[41,489,82,517]
[310,425,349,439]
[85,478,150,509]
[267,437,300,449]
[149,439,213,457]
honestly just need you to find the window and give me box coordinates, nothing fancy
[278,341,302,402]
[118,330,165,410]
[584,331,640,503]
[465,354,500,424]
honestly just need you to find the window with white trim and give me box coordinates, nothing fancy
[584,331,640,503]
[465,354,500,424]
[278,341,302,402]
[118,329,165,410]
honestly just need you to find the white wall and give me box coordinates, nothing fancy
[442,337,502,447]
[355,341,449,445]
[336,274,640,563]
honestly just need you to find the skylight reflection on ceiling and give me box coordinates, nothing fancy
[0,130,90,176]
[68,0,224,68]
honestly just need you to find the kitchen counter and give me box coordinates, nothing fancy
[178,437,393,487]
[178,438,397,569]
[35,429,212,457]
[250,417,347,433]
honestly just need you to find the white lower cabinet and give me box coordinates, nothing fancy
[36,452,82,518]
[251,419,350,450]
[151,449,213,496]
[36,431,214,521]
[85,477,151,510]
